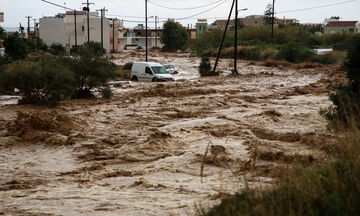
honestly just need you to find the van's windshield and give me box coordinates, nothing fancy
[151,66,167,74]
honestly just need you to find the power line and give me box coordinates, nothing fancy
[277,0,358,14]
[148,0,225,10]
[40,0,74,11]
[107,14,145,19]
[174,0,228,21]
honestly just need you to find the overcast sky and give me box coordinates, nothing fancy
[1,0,360,28]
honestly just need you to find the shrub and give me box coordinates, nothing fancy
[75,41,105,57]
[311,52,338,65]
[204,149,360,216]
[277,42,314,63]
[0,55,75,106]
[203,124,360,216]
[71,48,117,98]
[50,43,66,55]
[305,35,323,47]
[199,57,212,77]
[100,85,113,99]
[322,36,360,130]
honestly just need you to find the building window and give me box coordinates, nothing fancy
[82,26,85,31]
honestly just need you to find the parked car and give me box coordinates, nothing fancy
[163,64,179,74]
[131,62,175,82]
[136,45,143,50]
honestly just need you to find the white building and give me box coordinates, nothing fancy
[39,12,116,53]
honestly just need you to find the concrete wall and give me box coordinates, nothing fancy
[39,18,66,47]
[324,25,358,34]
[126,37,163,48]
[64,15,87,48]
[241,18,265,27]
[40,15,112,53]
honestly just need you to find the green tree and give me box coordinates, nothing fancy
[264,4,274,25]
[3,33,29,60]
[70,42,116,98]
[161,21,189,51]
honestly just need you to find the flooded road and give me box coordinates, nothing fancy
[0,51,344,215]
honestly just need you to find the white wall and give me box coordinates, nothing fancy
[40,15,111,53]
[39,18,66,47]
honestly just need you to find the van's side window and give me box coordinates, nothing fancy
[145,67,153,74]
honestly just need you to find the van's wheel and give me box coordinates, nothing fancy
[132,76,138,81]
[152,77,158,82]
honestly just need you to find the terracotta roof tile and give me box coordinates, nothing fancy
[326,21,358,26]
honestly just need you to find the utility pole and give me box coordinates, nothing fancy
[74,10,78,48]
[213,0,235,73]
[32,19,37,32]
[271,0,275,40]
[82,0,94,42]
[112,19,116,53]
[25,16,32,39]
[145,0,148,62]
[234,0,238,75]
[96,8,108,49]
[155,16,158,47]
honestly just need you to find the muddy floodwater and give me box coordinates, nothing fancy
[0,51,344,215]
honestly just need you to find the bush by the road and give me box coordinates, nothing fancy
[203,132,360,216]
[70,49,117,98]
[75,41,105,57]
[199,57,211,76]
[322,35,360,130]
[0,42,117,105]
[2,32,48,61]
[0,55,75,106]
[50,43,66,55]
[100,85,113,99]
[277,42,314,63]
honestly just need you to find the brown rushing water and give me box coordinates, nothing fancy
[0,51,344,216]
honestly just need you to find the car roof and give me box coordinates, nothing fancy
[134,62,163,66]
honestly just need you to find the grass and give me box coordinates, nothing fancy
[191,25,355,65]
[201,128,360,216]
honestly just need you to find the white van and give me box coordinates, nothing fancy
[131,62,175,82]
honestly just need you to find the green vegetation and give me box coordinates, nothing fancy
[277,42,314,63]
[202,36,360,216]
[100,85,113,99]
[0,55,74,106]
[161,20,189,51]
[191,25,355,64]
[203,137,360,216]
[322,35,360,130]
[0,41,117,105]
[70,42,117,98]
[199,57,212,76]
[50,43,66,55]
[0,29,48,61]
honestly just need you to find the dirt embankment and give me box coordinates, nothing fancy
[0,52,343,216]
